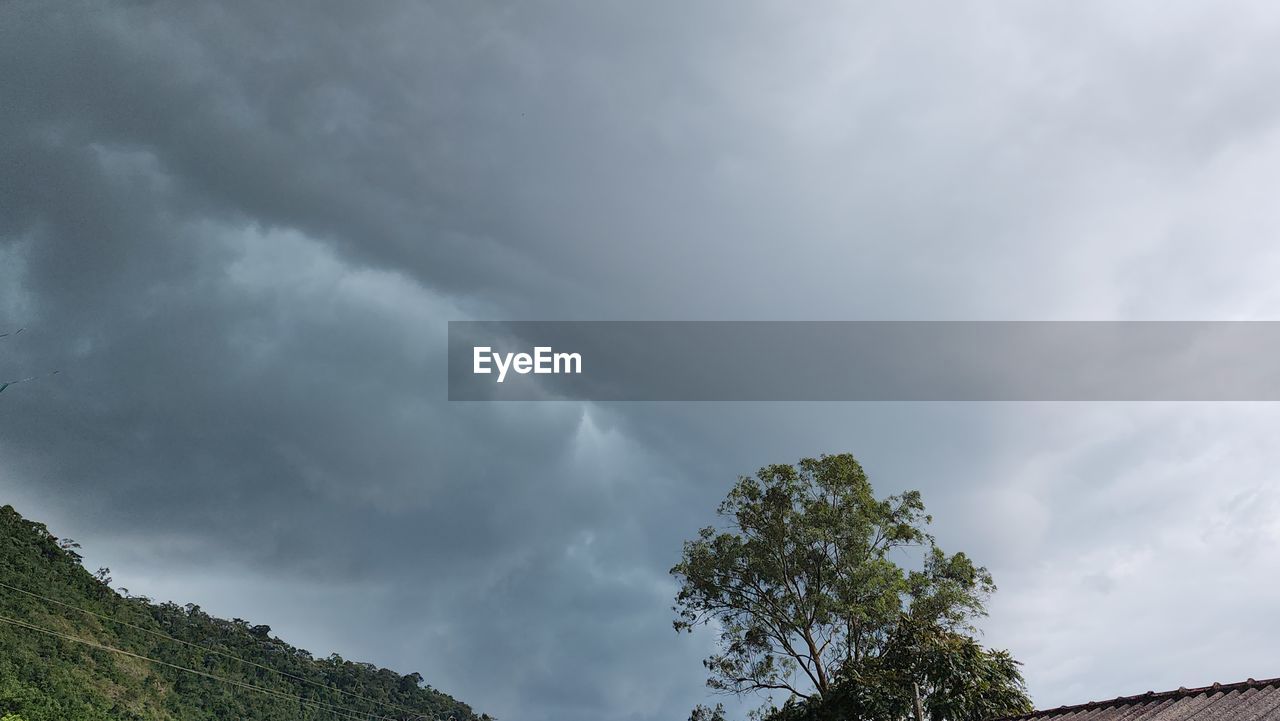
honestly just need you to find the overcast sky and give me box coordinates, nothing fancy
[4,3,1280,721]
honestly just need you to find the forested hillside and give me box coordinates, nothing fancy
[0,505,488,721]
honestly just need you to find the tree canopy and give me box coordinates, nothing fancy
[671,454,1032,721]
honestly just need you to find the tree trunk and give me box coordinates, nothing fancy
[912,681,925,721]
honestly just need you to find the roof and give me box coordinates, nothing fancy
[996,677,1280,721]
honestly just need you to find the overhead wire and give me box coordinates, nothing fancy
[1,327,60,394]
[0,612,410,721]
[0,580,436,719]
[0,370,60,393]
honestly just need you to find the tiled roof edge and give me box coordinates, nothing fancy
[992,676,1280,720]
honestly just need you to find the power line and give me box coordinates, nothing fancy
[0,580,436,720]
[0,612,399,721]
[0,370,59,394]
[1,326,59,394]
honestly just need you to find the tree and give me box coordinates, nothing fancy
[779,619,1032,721]
[670,454,1031,720]
[689,704,728,721]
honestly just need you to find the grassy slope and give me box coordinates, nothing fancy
[0,505,488,721]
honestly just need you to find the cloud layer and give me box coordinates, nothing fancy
[4,3,1280,720]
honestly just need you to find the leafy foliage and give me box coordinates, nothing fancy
[770,628,1032,721]
[671,454,1031,721]
[0,505,489,721]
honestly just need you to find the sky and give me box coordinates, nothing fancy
[3,2,1280,720]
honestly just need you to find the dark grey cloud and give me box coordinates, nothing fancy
[5,2,1280,721]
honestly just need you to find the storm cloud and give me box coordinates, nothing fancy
[4,2,1280,720]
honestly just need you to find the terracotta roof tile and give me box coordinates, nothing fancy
[994,677,1280,721]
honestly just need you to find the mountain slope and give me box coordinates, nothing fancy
[0,505,489,721]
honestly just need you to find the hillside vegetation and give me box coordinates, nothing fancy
[0,505,488,721]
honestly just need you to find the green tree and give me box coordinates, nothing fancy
[689,703,728,721]
[670,454,1031,721]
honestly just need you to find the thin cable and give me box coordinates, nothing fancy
[0,370,59,393]
[0,613,407,721]
[0,580,436,719]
